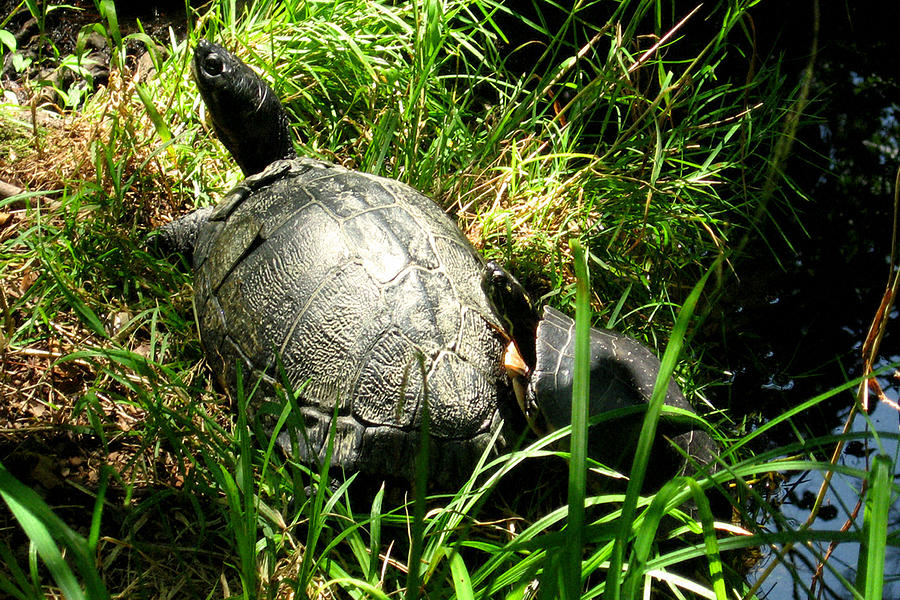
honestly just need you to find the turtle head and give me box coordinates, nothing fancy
[481,260,540,370]
[193,40,297,177]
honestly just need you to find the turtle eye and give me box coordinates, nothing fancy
[202,53,226,77]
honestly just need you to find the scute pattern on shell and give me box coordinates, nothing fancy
[530,306,693,429]
[528,305,717,479]
[192,158,511,483]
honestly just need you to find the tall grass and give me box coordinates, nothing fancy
[0,0,897,598]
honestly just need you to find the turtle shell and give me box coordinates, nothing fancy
[191,158,511,484]
[528,306,717,481]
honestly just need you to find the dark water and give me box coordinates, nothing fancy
[734,195,900,599]
[753,394,900,599]
[710,6,900,594]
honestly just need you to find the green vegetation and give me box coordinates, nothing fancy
[0,0,897,598]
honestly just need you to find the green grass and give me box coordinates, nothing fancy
[1,0,898,598]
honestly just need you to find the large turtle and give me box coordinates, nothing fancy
[159,40,713,487]
[159,40,516,485]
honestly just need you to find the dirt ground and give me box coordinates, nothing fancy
[0,4,258,595]
[0,0,203,530]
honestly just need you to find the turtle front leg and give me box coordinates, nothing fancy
[152,205,215,263]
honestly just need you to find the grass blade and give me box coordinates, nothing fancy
[0,463,110,600]
[855,454,893,597]
[606,256,720,600]
[449,550,475,600]
[562,239,591,598]
[367,484,385,584]
[45,262,108,340]
[4,498,84,600]
[405,361,431,600]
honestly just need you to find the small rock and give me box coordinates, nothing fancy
[136,43,169,82]
[81,50,110,85]
[136,51,157,81]
[108,310,133,337]
[83,31,108,52]
[31,455,62,489]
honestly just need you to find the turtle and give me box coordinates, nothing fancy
[481,261,717,482]
[158,40,713,487]
[157,40,518,486]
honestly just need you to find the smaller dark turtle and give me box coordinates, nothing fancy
[482,260,717,482]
